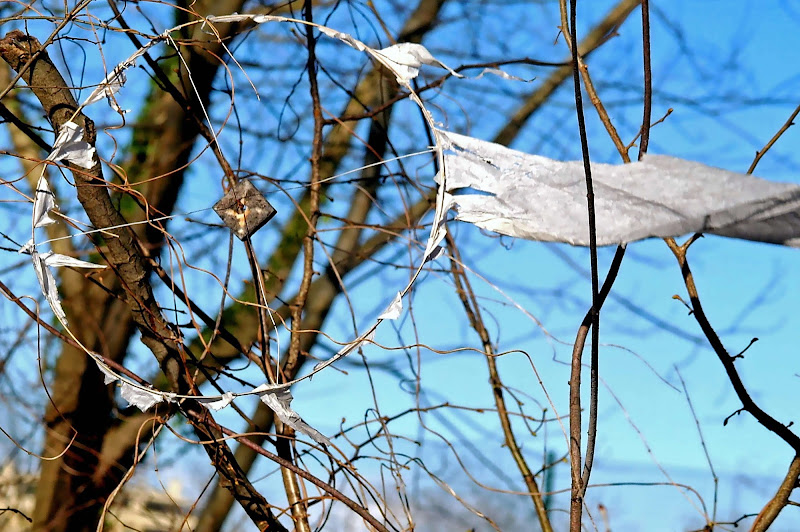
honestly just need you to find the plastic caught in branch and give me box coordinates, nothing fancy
[197,392,235,411]
[51,15,530,425]
[317,26,367,52]
[29,251,106,325]
[32,175,57,228]
[46,121,96,169]
[95,358,119,385]
[374,42,461,83]
[440,131,800,247]
[82,65,128,113]
[378,292,403,320]
[256,386,331,446]
[119,382,165,411]
[120,381,164,412]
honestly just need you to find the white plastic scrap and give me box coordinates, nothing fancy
[96,358,119,385]
[257,386,331,446]
[197,391,235,411]
[46,121,96,169]
[317,26,367,52]
[38,251,107,270]
[120,382,165,411]
[204,13,280,25]
[439,131,800,247]
[374,42,461,83]
[93,355,174,411]
[423,186,451,261]
[24,163,105,325]
[32,175,57,228]
[378,292,403,320]
[29,251,106,325]
[472,68,531,82]
[81,65,128,113]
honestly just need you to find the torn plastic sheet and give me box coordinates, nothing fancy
[378,292,403,320]
[120,382,165,411]
[374,42,461,83]
[96,358,119,385]
[423,189,452,261]
[256,386,331,446]
[93,355,176,411]
[472,68,532,82]
[81,65,128,113]
[29,251,106,325]
[197,392,235,411]
[202,13,281,26]
[32,175,57,228]
[440,131,800,247]
[46,121,96,169]
[317,26,367,52]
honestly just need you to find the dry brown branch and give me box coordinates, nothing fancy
[751,457,800,532]
[446,234,554,532]
[666,236,800,453]
[0,28,287,532]
[747,102,800,175]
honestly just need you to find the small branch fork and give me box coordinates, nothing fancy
[559,1,654,528]
[665,236,800,453]
[665,236,800,531]
[560,2,601,527]
[747,102,800,175]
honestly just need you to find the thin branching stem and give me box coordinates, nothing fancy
[747,101,800,175]
[446,234,554,532]
[562,1,601,528]
[638,0,652,161]
[666,235,800,530]
[665,236,800,453]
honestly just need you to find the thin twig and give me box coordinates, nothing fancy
[274,3,326,530]
[665,236,800,454]
[639,0,652,161]
[186,410,392,532]
[747,101,800,174]
[446,234,554,532]
[559,1,632,163]
[563,2,601,529]
[676,367,718,530]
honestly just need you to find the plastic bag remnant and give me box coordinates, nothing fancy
[29,251,106,325]
[256,386,331,446]
[32,175,57,229]
[92,355,168,411]
[81,65,128,114]
[120,383,164,411]
[439,131,800,247]
[375,42,461,83]
[378,292,403,320]
[197,392,235,411]
[47,121,96,169]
